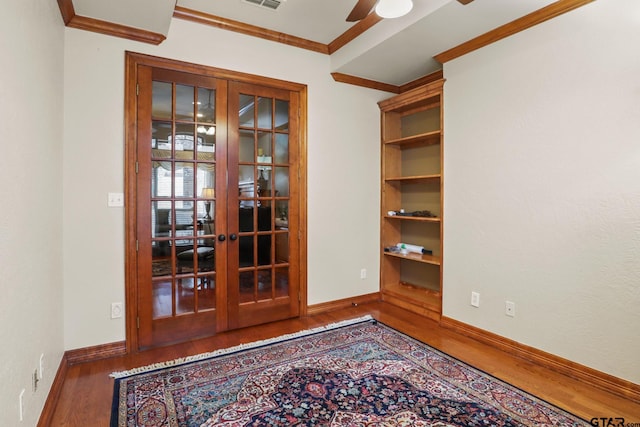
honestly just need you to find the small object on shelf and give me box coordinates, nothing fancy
[396,242,432,255]
[399,244,409,255]
[388,209,436,218]
[411,210,436,218]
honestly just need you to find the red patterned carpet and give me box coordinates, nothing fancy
[110,316,590,426]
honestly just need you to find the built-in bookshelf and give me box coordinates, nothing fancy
[378,79,444,321]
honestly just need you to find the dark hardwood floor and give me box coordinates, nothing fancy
[48,301,640,425]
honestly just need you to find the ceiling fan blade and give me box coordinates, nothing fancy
[346,0,378,22]
[457,0,474,4]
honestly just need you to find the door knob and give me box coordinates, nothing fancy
[218,234,226,242]
[229,234,238,241]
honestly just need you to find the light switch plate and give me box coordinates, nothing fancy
[108,192,124,207]
[471,291,480,308]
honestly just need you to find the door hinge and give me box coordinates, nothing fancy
[136,317,140,329]
[136,240,139,251]
[135,162,139,173]
[136,84,139,96]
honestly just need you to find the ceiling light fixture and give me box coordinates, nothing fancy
[375,0,413,19]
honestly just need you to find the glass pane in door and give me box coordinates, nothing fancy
[176,84,195,120]
[274,166,289,197]
[275,99,289,131]
[274,133,289,164]
[239,271,255,303]
[239,130,255,163]
[175,124,195,158]
[197,88,215,123]
[152,82,172,119]
[275,267,289,298]
[239,94,254,127]
[257,97,272,129]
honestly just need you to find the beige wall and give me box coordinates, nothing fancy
[0,0,65,425]
[62,19,386,350]
[443,0,640,383]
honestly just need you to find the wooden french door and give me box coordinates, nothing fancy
[227,81,301,330]
[128,55,303,350]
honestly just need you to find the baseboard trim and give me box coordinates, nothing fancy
[38,341,127,425]
[307,292,380,316]
[37,353,69,427]
[440,316,640,403]
[65,340,127,365]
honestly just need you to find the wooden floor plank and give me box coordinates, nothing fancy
[47,302,640,424]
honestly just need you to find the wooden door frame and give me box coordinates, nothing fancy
[124,51,308,352]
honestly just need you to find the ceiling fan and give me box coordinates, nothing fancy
[346,0,474,22]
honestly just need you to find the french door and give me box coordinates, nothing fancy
[227,81,301,330]
[127,54,305,350]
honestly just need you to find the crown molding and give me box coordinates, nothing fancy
[331,73,400,94]
[56,0,75,25]
[434,0,595,64]
[56,0,165,45]
[173,6,329,54]
[56,1,590,93]
[328,13,383,54]
[332,69,444,94]
[399,70,444,93]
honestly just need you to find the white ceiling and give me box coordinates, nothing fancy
[70,0,557,86]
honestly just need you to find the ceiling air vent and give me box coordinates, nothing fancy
[242,0,285,11]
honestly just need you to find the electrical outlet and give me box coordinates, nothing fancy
[471,291,480,308]
[505,301,516,317]
[360,268,367,280]
[111,302,123,319]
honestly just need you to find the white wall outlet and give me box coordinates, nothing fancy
[39,353,44,380]
[360,268,367,280]
[471,291,480,308]
[19,388,25,421]
[107,192,124,207]
[111,302,123,319]
[505,301,516,317]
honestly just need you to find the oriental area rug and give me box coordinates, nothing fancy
[110,316,589,426]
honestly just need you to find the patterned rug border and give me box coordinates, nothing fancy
[375,320,592,424]
[109,315,374,379]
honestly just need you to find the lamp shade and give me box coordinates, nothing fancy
[200,187,215,199]
[375,0,413,19]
